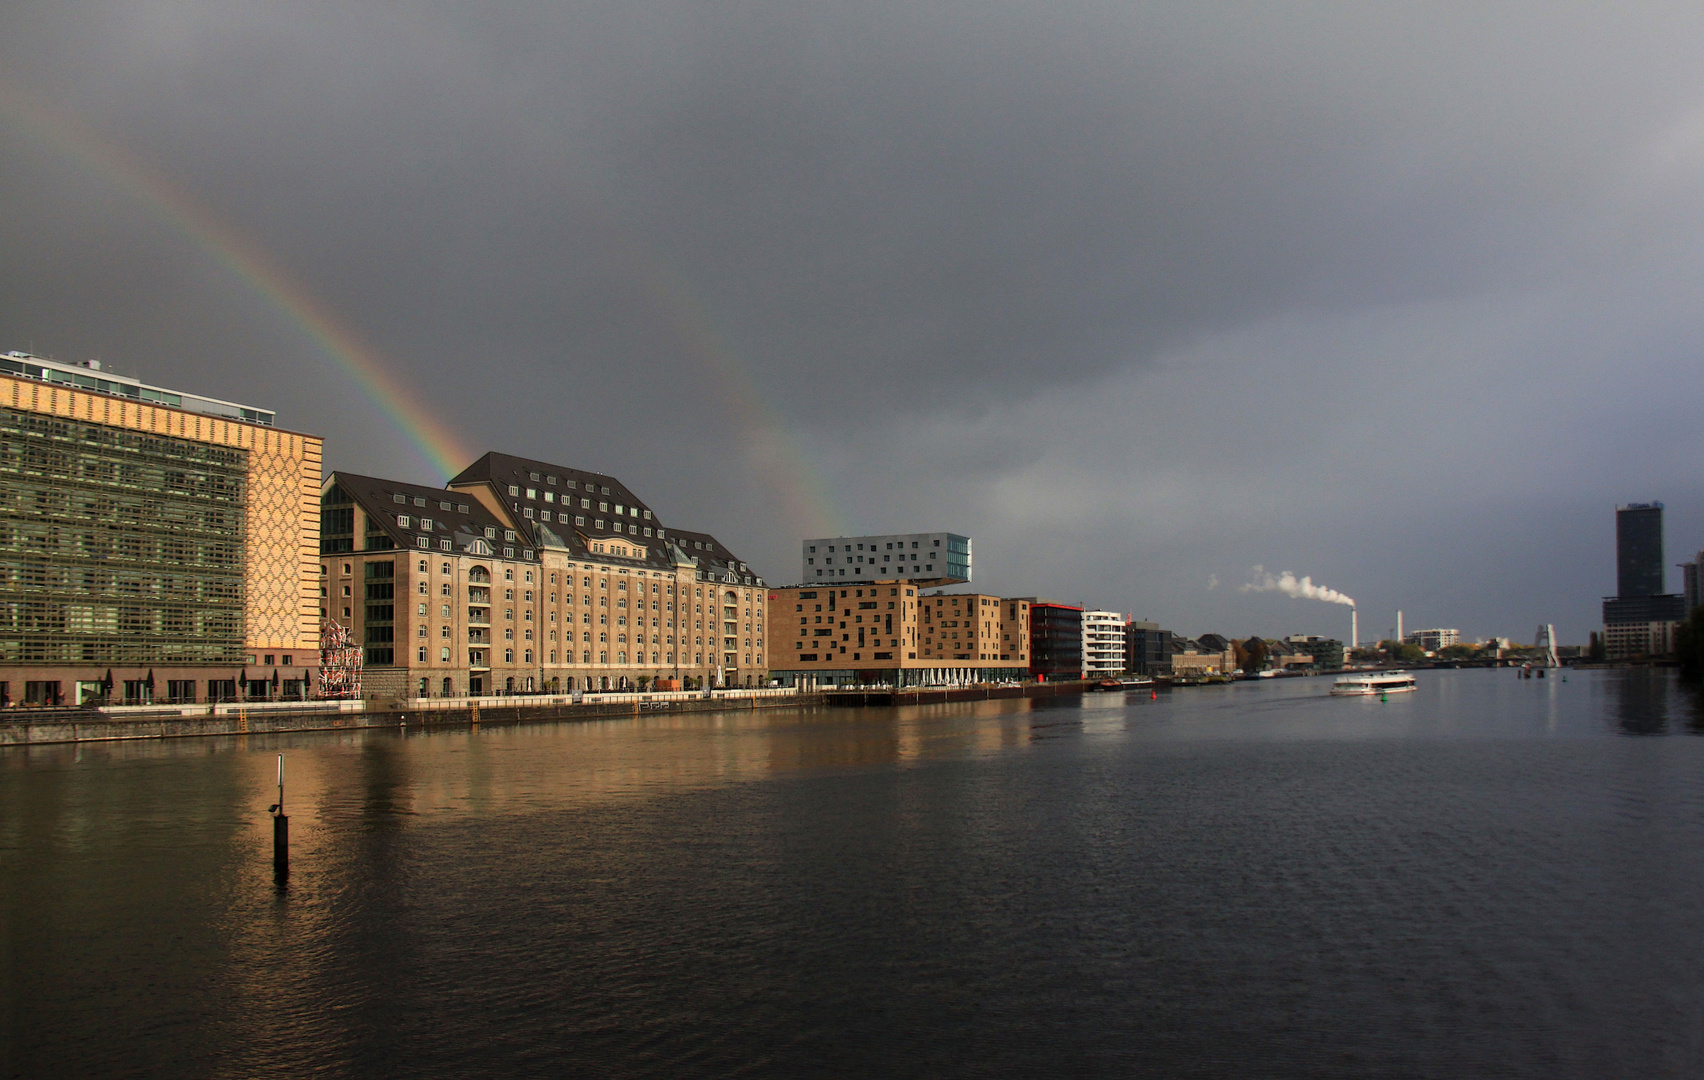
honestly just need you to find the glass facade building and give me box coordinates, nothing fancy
[0,361,322,707]
[1617,503,1665,598]
[0,407,247,665]
[1027,602,1083,681]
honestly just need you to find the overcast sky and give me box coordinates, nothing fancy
[5,2,1704,644]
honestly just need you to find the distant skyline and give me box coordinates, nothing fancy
[6,3,1704,643]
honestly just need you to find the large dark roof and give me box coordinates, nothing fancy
[668,528,765,586]
[446,450,765,585]
[326,472,529,559]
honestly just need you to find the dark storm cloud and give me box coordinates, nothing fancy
[4,2,1704,639]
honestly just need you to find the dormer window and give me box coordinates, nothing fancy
[397,514,410,527]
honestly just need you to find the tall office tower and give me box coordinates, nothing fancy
[1604,502,1685,659]
[1617,503,1665,597]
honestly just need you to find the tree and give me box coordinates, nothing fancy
[1677,609,1704,681]
[1237,637,1270,672]
[1382,640,1426,665]
[1588,631,1607,663]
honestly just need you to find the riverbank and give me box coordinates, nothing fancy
[0,687,809,747]
[0,682,1095,747]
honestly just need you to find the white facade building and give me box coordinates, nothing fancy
[801,533,970,584]
[1405,628,1460,652]
[1082,610,1127,678]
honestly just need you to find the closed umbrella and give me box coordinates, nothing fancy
[272,668,280,691]
[101,668,113,699]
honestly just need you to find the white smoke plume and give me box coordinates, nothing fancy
[1240,566,1356,608]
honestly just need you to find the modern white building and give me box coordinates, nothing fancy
[1081,610,1126,678]
[1405,628,1460,652]
[801,533,970,584]
[1,351,277,426]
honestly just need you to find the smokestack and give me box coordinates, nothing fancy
[1351,608,1358,651]
[1397,610,1403,642]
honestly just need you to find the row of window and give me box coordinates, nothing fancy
[808,540,940,553]
[392,493,471,514]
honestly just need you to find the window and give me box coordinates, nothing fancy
[418,646,428,662]
[508,485,519,496]
[394,493,406,504]
[440,647,451,661]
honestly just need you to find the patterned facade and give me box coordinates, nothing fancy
[767,581,1031,687]
[0,370,321,705]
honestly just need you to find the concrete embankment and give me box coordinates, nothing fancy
[0,689,814,747]
[823,682,1090,707]
[0,682,1098,747]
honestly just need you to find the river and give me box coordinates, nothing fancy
[3,668,1703,1078]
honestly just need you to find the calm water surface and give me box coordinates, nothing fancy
[5,668,1704,1078]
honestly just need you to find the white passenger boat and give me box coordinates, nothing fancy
[1330,670,1418,696]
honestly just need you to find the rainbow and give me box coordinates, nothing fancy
[0,76,474,480]
[623,246,848,539]
[0,77,850,541]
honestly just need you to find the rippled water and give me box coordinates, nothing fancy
[5,668,1704,1078]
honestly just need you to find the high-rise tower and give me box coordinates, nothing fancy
[1603,502,1685,659]
[1617,503,1665,598]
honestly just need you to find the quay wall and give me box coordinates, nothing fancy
[0,683,1091,747]
[0,688,811,747]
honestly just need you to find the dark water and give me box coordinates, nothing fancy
[5,668,1704,1078]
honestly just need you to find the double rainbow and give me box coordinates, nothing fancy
[0,76,847,537]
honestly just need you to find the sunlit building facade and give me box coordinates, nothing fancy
[322,453,769,698]
[767,582,1029,687]
[0,353,322,705]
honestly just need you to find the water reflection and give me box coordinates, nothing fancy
[8,671,1704,1079]
[1612,668,1674,735]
